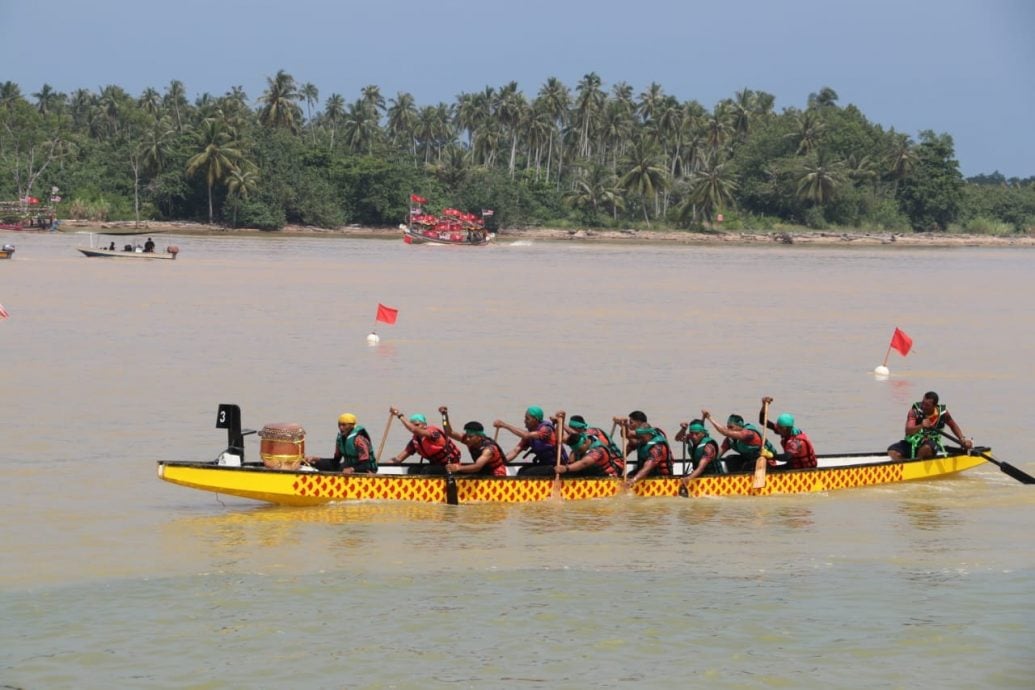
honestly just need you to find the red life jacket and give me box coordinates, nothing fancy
[414,426,461,465]
[470,438,507,477]
[782,430,817,468]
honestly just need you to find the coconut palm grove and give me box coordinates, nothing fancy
[2,72,1033,234]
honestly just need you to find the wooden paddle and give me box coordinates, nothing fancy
[620,423,631,491]
[441,410,459,504]
[936,430,1034,485]
[752,400,771,489]
[551,413,565,500]
[678,423,690,497]
[376,410,394,461]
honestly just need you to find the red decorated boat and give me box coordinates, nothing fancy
[402,194,493,246]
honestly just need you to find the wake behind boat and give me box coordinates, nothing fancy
[156,404,991,506]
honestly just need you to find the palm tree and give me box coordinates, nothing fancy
[225,163,259,227]
[68,88,95,128]
[885,132,917,189]
[536,77,570,183]
[808,86,840,109]
[637,82,665,124]
[494,81,526,177]
[789,109,825,155]
[797,152,845,205]
[574,72,605,159]
[683,153,739,225]
[258,69,302,131]
[138,87,162,118]
[619,142,669,227]
[163,80,188,131]
[360,85,386,121]
[0,81,23,110]
[300,82,319,123]
[341,99,381,154]
[323,93,345,151]
[140,116,175,175]
[186,118,242,223]
[32,84,61,115]
[387,91,419,159]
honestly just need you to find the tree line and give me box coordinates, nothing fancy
[2,73,1033,233]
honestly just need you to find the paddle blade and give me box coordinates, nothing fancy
[551,475,563,500]
[752,456,767,489]
[445,474,459,504]
[997,460,1035,485]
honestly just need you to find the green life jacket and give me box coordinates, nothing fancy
[634,427,673,476]
[730,423,777,457]
[336,425,378,472]
[691,435,725,475]
[905,402,947,456]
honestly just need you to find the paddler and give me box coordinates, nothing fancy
[305,412,378,474]
[758,396,817,469]
[614,410,673,487]
[387,406,462,475]
[494,405,568,476]
[701,409,777,473]
[553,412,623,478]
[887,391,972,460]
[676,418,724,487]
[439,407,508,476]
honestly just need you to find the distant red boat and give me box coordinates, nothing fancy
[402,195,493,246]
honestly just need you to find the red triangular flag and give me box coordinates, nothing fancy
[375,303,398,325]
[890,327,912,356]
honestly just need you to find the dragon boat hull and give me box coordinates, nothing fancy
[157,453,986,506]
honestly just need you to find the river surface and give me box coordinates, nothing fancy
[1,230,1033,689]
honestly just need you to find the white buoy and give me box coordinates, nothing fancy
[874,364,890,376]
[366,332,380,345]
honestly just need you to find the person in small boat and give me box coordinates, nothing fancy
[676,419,724,487]
[757,397,817,469]
[144,237,155,253]
[887,391,972,460]
[304,412,378,474]
[702,410,778,473]
[495,405,568,476]
[615,410,673,487]
[387,407,461,475]
[439,412,507,477]
[554,412,623,478]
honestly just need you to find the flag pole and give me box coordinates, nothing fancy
[881,342,893,368]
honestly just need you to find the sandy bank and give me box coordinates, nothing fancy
[59,219,1035,248]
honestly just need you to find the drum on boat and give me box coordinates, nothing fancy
[259,423,306,469]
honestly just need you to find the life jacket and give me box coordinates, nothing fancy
[413,426,461,465]
[469,437,508,477]
[634,427,672,477]
[336,425,378,473]
[730,423,778,458]
[906,402,947,455]
[525,420,568,465]
[781,429,817,468]
[690,435,724,475]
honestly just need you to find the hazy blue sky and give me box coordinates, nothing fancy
[2,0,1032,177]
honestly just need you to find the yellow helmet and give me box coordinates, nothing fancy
[338,413,357,425]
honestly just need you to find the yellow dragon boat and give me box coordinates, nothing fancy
[156,404,991,506]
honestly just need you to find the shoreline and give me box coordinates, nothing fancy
[57,219,1035,248]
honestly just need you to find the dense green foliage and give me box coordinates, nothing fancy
[1,75,1033,232]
